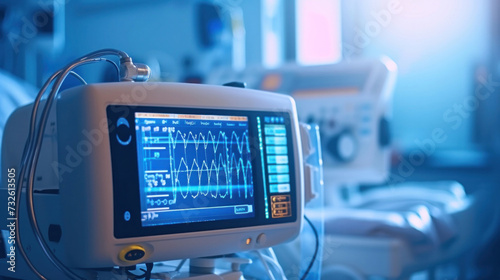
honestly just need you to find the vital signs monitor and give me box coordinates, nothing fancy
[0,50,304,279]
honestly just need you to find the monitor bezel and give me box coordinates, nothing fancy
[107,105,298,239]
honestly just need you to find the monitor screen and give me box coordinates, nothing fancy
[135,112,255,227]
[107,105,297,239]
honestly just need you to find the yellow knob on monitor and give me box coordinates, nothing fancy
[119,245,146,263]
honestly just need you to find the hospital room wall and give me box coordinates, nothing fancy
[338,0,500,192]
[341,0,492,154]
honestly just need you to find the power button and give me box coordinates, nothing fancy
[119,245,146,262]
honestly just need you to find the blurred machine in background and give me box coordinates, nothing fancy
[208,58,396,188]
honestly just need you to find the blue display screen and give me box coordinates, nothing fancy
[135,112,255,227]
[108,105,297,238]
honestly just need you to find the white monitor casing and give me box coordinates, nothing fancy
[1,82,304,270]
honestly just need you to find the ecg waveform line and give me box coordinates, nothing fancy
[173,153,253,199]
[144,130,250,154]
[141,127,254,205]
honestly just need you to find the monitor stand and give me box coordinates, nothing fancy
[161,257,252,280]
